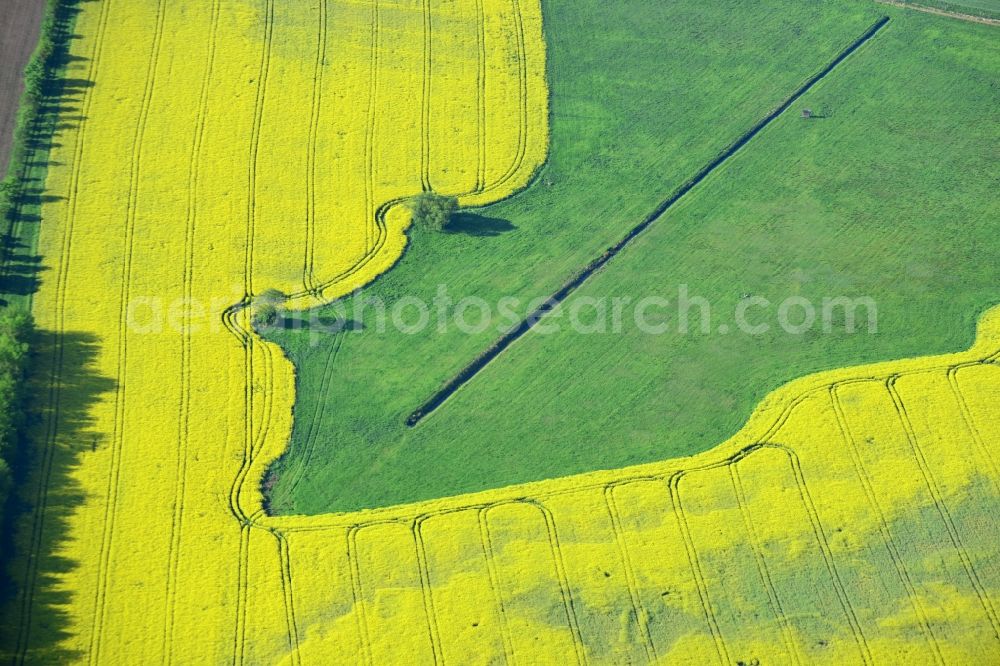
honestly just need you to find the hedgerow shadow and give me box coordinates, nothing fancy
[1,0,93,310]
[0,249,43,303]
[0,329,115,662]
[0,0,101,659]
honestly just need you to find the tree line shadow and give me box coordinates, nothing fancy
[0,0,95,305]
[0,329,115,663]
[1,0,103,661]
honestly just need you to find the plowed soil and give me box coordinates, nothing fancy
[0,0,45,177]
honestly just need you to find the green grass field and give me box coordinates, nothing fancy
[264,0,999,515]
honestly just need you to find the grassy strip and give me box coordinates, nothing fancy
[0,0,57,220]
[0,0,75,562]
[0,0,79,309]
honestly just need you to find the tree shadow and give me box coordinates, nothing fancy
[12,193,65,207]
[58,78,93,94]
[0,329,116,662]
[2,0,92,311]
[271,314,364,333]
[0,248,44,301]
[444,212,516,237]
[0,0,101,660]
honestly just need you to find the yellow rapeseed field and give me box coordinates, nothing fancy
[260,309,1000,665]
[1,0,998,664]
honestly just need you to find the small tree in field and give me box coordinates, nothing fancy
[251,303,278,329]
[409,191,458,232]
[251,289,286,330]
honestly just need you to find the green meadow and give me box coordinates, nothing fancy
[264,0,1000,514]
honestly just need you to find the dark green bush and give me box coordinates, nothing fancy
[408,191,458,232]
[251,302,279,330]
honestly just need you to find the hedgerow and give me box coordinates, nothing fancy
[0,0,71,227]
[0,310,31,521]
[0,0,68,553]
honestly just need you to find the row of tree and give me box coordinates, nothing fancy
[0,0,67,538]
[0,311,31,519]
[0,0,66,226]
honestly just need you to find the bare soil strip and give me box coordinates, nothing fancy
[0,0,46,177]
[406,17,891,427]
[877,0,1000,25]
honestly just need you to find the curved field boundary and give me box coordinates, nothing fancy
[263,299,999,655]
[227,0,384,524]
[231,0,549,527]
[6,2,996,660]
[253,0,538,311]
[263,306,1000,666]
[266,304,1000,660]
[230,0,547,532]
[233,3,277,662]
[268,302,1000,533]
[221,0,542,322]
[404,16,891,426]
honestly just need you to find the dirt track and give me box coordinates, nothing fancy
[0,0,45,178]
[877,0,1000,25]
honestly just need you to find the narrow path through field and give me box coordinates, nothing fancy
[876,1,1000,25]
[406,16,891,426]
